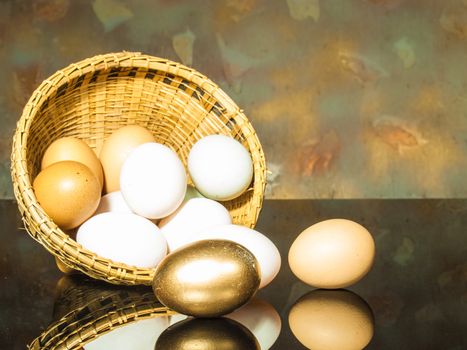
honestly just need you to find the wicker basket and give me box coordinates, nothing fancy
[30,276,172,350]
[11,52,266,286]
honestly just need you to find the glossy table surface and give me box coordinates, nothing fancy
[1,199,466,349]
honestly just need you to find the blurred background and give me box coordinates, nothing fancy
[1,0,466,199]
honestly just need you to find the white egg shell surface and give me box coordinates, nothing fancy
[84,316,170,350]
[227,298,282,350]
[159,198,232,252]
[120,142,186,219]
[94,191,133,215]
[77,212,167,268]
[195,224,281,289]
[188,135,253,201]
[169,313,188,326]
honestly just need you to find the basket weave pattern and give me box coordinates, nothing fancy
[11,52,266,285]
[30,287,171,350]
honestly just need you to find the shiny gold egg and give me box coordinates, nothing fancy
[152,239,261,317]
[288,289,374,350]
[155,317,260,350]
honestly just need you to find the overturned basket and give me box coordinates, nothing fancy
[11,52,266,286]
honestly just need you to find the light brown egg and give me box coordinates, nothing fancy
[288,289,374,350]
[288,219,375,289]
[33,161,101,230]
[41,137,103,189]
[99,125,155,193]
[55,257,75,274]
[153,239,261,317]
[156,318,260,350]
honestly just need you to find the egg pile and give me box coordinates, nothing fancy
[33,125,281,317]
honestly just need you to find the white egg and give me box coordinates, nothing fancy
[188,135,253,201]
[84,316,170,350]
[159,198,232,252]
[77,213,167,268]
[227,298,282,350]
[94,191,133,215]
[169,313,188,326]
[195,224,280,289]
[120,142,186,219]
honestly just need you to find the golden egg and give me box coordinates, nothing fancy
[153,239,261,317]
[41,137,104,189]
[288,289,374,350]
[33,161,101,229]
[99,125,155,193]
[155,317,260,350]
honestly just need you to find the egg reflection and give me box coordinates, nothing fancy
[227,298,282,350]
[155,318,260,350]
[288,289,374,350]
[168,298,281,350]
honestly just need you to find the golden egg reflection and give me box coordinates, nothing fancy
[155,318,260,350]
[153,239,261,318]
[168,297,282,350]
[288,289,374,350]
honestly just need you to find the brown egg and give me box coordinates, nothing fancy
[55,257,75,274]
[153,239,261,317]
[99,125,155,193]
[33,161,101,230]
[288,289,374,350]
[41,137,103,189]
[288,219,375,289]
[156,317,260,350]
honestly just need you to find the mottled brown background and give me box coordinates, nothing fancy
[1,0,466,198]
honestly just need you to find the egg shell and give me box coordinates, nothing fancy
[288,289,374,350]
[94,191,160,226]
[153,239,260,317]
[41,137,104,188]
[76,212,167,268]
[288,219,375,289]
[33,161,101,230]
[195,224,281,289]
[120,142,187,219]
[188,134,253,201]
[227,298,281,350]
[55,257,76,275]
[159,198,232,252]
[99,125,155,193]
[94,191,133,215]
[84,316,170,350]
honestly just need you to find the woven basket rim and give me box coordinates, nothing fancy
[11,51,267,286]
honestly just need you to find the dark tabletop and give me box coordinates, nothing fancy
[1,199,466,349]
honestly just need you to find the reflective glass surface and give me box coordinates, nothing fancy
[0,199,466,349]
